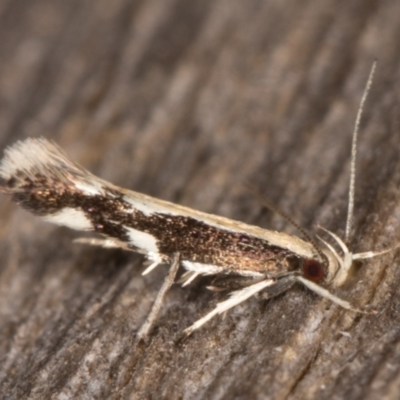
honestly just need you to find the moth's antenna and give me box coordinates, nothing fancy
[245,183,327,264]
[345,61,377,243]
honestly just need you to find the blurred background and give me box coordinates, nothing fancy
[1,1,400,399]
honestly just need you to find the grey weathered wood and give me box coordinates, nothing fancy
[1,0,400,399]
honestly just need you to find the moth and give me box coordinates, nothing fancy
[0,63,394,337]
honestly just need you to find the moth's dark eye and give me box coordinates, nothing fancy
[303,259,325,283]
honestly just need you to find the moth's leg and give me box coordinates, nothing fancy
[74,237,132,251]
[179,271,199,286]
[184,278,275,336]
[137,252,180,341]
[296,276,367,313]
[141,252,164,275]
[206,275,265,292]
[260,275,297,300]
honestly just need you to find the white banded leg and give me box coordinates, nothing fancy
[296,276,368,313]
[184,278,275,336]
[74,237,131,250]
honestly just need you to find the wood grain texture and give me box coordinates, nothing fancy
[1,0,400,399]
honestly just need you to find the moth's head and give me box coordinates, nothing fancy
[315,224,399,289]
[310,227,353,287]
[317,228,365,287]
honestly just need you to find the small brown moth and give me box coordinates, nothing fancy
[0,62,394,337]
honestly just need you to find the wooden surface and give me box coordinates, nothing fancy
[1,1,400,399]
